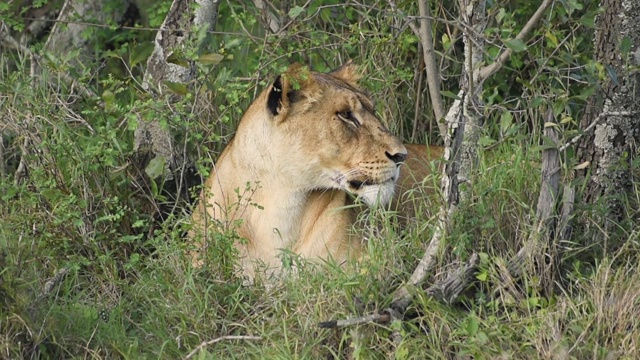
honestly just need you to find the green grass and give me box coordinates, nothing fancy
[2,28,639,359]
[2,140,639,359]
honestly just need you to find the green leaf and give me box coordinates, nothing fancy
[620,36,632,56]
[500,111,513,133]
[576,85,596,101]
[101,90,115,106]
[552,100,565,116]
[288,6,304,19]
[442,33,452,51]
[131,42,154,68]
[545,30,558,47]
[504,38,527,52]
[199,53,224,65]
[440,90,461,100]
[531,96,544,108]
[579,11,597,28]
[145,156,166,179]
[166,52,189,67]
[164,81,189,96]
[479,136,496,147]
[467,316,479,336]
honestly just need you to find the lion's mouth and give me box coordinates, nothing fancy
[347,179,375,189]
[347,175,398,191]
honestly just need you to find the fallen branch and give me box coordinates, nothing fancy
[319,253,479,328]
[319,313,391,329]
[183,335,262,359]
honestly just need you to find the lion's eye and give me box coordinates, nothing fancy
[337,110,360,127]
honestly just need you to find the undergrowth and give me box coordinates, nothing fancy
[2,0,639,359]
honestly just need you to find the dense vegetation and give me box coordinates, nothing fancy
[1,0,639,358]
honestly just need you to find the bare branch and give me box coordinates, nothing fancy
[417,0,447,138]
[183,336,262,359]
[387,0,447,139]
[505,108,559,280]
[252,0,281,34]
[392,93,464,306]
[477,0,554,82]
[387,0,420,36]
[559,111,637,152]
[319,253,479,328]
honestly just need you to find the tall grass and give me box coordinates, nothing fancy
[2,0,637,358]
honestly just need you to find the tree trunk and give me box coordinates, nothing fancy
[575,0,640,236]
[135,0,219,184]
[45,0,133,65]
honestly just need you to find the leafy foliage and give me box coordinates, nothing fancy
[1,0,639,358]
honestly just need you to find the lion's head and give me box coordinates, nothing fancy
[241,62,407,206]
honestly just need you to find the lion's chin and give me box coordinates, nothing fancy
[356,181,396,207]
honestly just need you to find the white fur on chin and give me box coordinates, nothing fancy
[358,182,395,207]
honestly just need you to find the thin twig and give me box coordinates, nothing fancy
[252,0,281,34]
[319,313,391,328]
[183,335,262,359]
[558,111,637,152]
[1,22,97,99]
[477,0,554,82]
[16,16,259,39]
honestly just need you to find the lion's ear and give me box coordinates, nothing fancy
[267,75,286,117]
[330,60,362,86]
[267,63,317,120]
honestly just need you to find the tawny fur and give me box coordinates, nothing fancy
[189,63,443,279]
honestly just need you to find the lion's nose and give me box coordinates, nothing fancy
[385,150,407,164]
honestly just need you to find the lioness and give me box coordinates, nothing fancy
[190,62,443,279]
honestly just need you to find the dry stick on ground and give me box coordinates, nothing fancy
[319,253,480,328]
[183,336,262,360]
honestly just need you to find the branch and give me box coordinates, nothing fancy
[418,0,447,139]
[319,253,479,328]
[503,108,559,282]
[559,111,637,152]
[319,313,391,329]
[388,0,447,139]
[184,336,262,359]
[0,21,97,99]
[252,0,281,34]
[391,95,464,306]
[476,0,554,82]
